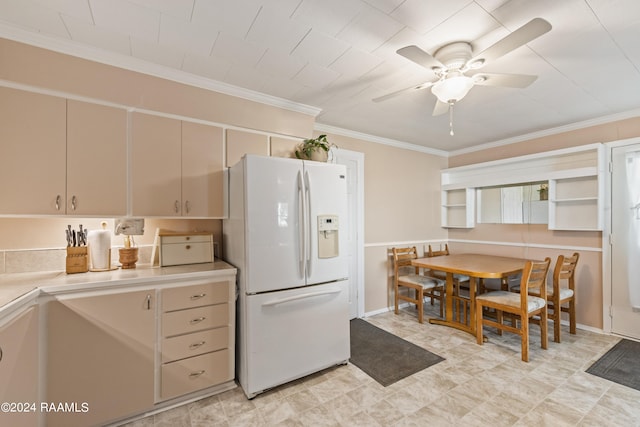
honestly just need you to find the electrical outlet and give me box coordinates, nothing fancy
[114,218,145,235]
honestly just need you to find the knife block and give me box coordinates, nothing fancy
[66,246,89,274]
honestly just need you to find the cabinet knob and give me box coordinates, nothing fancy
[189,341,206,350]
[71,195,78,211]
[189,370,205,378]
[55,195,61,211]
[185,245,191,250]
[0,345,3,362]
[189,317,206,324]
[185,200,191,214]
[174,200,180,214]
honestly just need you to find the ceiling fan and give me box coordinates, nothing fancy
[373,18,552,135]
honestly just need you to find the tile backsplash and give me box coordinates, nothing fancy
[0,246,154,274]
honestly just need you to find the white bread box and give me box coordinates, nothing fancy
[158,231,214,267]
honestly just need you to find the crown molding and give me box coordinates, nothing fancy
[0,22,322,117]
[450,108,640,156]
[314,123,449,158]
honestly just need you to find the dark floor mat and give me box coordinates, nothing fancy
[349,318,444,387]
[586,338,640,392]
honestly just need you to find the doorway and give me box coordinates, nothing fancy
[333,149,364,319]
[610,141,640,340]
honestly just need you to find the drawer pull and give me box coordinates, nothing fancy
[190,317,206,324]
[189,370,205,378]
[190,293,206,300]
[189,341,206,350]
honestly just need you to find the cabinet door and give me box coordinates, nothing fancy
[0,306,39,427]
[182,121,224,217]
[67,100,127,215]
[131,112,182,216]
[0,87,66,214]
[226,129,269,168]
[47,290,155,427]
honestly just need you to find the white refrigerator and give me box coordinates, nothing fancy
[223,154,350,398]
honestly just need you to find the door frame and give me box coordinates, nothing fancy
[603,137,640,335]
[333,148,365,318]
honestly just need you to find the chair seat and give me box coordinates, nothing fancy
[476,290,546,312]
[513,285,574,300]
[400,274,445,289]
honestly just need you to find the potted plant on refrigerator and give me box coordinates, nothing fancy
[294,134,336,162]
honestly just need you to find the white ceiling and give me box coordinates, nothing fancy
[2,0,640,153]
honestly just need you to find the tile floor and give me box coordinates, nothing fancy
[122,305,640,427]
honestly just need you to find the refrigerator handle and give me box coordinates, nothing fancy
[297,171,305,278]
[304,169,312,277]
[262,288,342,307]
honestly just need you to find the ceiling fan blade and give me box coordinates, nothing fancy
[397,45,444,70]
[469,18,551,66]
[372,81,435,103]
[471,72,538,88]
[432,100,449,116]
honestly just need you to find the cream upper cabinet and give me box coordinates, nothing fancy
[182,121,224,217]
[131,112,183,216]
[0,87,127,216]
[47,289,155,427]
[0,86,66,215]
[0,306,39,427]
[226,129,269,167]
[67,100,127,215]
[132,112,225,217]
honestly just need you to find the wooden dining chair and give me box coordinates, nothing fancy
[427,244,470,296]
[392,247,445,322]
[514,253,579,343]
[475,258,551,362]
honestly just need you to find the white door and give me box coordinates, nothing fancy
[244,155,304,294]
[334,149,364,319]
[303,161,349,285]
[611,142,640,340]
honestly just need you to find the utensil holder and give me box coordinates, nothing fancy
[119,247,139,269]
[66,246,88,274]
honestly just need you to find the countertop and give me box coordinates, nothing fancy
[0,260,237,315]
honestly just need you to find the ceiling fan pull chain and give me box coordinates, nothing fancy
[449,102,455,136]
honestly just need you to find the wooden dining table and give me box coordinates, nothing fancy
[411,253,527,335]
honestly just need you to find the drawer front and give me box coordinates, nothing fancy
[161,234,212,244]
[162,282,228,312]
[161,350,231,400]
[162,327,228,363]
[161,242,213,266]
[162,304,228,337]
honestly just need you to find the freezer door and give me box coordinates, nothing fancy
[242,281,350,397]
[244,156,305,294]
[303,161,349,285]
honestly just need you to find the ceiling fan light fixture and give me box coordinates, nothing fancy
[431,74,474,103]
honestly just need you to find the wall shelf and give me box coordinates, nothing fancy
[440,143,604,231]
[441,188,475,228]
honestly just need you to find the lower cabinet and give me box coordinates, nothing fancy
[0,306,39,427]
[47,289,155,427]
[159,280,234,401]
[44,275,236,425]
